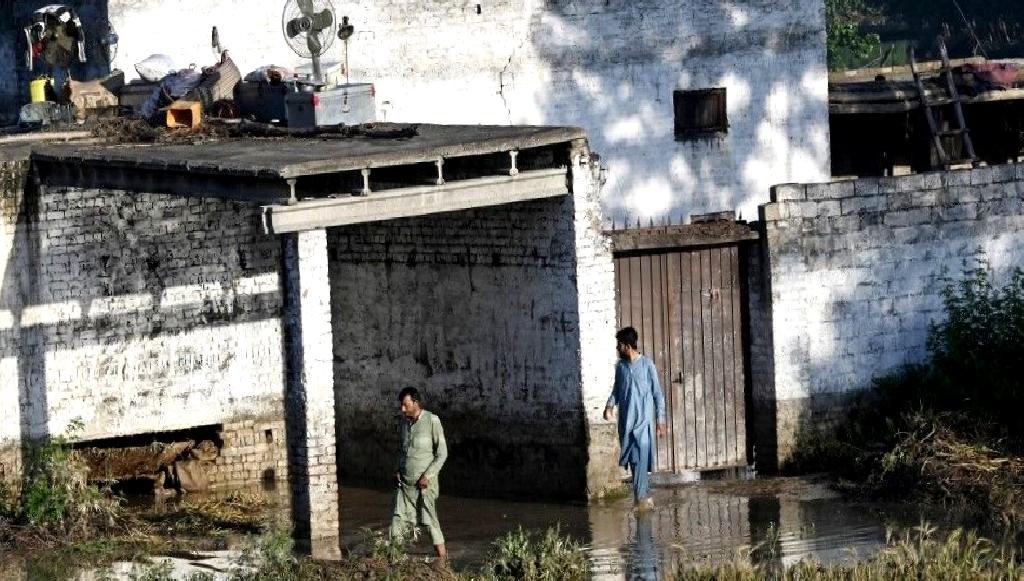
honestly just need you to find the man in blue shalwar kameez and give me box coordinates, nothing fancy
[604,326,666,509]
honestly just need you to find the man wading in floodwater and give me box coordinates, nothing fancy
[604,327,667,510]
[390,387,448,561]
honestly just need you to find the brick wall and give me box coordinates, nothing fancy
[760,164,1024,463]
[12,0,830,223]
[210,418,288,494]
[328,164,614,500]
[0,157,287,490]
[571,158,621,498]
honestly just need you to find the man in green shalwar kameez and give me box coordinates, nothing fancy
[389,387,448,560]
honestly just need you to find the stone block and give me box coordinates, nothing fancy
[840,195,884,214]
[936,203,978,222]
[912,190,941,206]
[761,203,783,223]
[969,166,997,186]
[853,178,880,196]
[980,184,1009,201]
[991,164,1016,183]
[887,192,914,211]
[806,180,855,200]
[896,173,926,192]
[770,183,807,202]
[884,208,933,227]
[877,176,901,194]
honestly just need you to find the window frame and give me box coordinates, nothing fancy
[673,87,729,140]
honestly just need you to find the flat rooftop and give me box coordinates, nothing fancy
[28,123,589,233]
[32,124,585,179]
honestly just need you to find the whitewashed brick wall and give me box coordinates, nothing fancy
[281,228,340,556]
[0,159,286,470]
[1,0,829,222]
[328,173,615,499]
[761,164,1024,461]
[571,155,621,496]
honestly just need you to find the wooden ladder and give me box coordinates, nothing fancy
[908,39,980,170]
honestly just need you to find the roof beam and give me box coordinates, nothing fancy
[262,168,568,234]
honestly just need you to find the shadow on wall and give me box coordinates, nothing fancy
[0,0,114,125]
[760,174,1024,468]
[0,163,283,481]
[522,0,831,224]
[326,196,590,501]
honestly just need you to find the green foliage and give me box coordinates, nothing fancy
[785,264,1024,530]
[366,526,407,566]
[826,0,881,70]
[231,528,304,581]
[18,419,121,537]
[479,526,589,581]
[672,525,1023,580]
[927,266,1024,433]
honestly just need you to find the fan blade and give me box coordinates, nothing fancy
[296,0,315,17]
[310,9,333,32]
[285,18,304,38]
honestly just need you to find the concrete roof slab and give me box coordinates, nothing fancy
[31,124,586,179]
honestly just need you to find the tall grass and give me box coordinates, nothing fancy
[479,526,589,581]
[672,524,1022,580]
[4,420,121,540]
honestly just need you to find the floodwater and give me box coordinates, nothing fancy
[2,477,937,580]
[341,476,933,579]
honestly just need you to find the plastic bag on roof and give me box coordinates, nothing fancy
[138,68,203,120]
[135,54,177,82]
[244,65,295,84]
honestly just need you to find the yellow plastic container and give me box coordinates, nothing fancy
[30,78,52,103]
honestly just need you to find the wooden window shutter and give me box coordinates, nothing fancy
[674,88,728,139]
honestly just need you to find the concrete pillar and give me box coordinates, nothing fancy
[569,151,621,498]
[281,228,341,559]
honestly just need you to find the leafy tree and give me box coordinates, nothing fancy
[826,0,881,70]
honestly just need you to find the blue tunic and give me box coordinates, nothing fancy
[607,355,666,473]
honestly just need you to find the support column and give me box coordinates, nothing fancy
[281,228,340,559]
[569,149,621,499]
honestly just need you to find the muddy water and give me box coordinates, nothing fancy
[341,477,934,578]
[1,477,935,580]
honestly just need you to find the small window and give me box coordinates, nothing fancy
[673,88,728,139]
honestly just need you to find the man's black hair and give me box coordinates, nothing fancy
[616,326,639,350]
[398,386,421,403]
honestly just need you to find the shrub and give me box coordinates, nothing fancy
[480,526,589,581]
[783,264,1024,530]
[18,419,120,537]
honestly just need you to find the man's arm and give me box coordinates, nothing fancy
[604,364,622,421]
[418,415,448,488]
[650,361,667,436]
[395,421,405,485]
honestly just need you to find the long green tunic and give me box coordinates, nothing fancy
[390,410,447,545]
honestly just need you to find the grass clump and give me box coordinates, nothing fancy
[784,264,1024,532]
[478,526,589,581]
[141,491,268,537]
[672,524,1022,580]
[2,420,122,544]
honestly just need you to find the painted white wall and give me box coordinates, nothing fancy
[0,181,285,449]
[764,167,1024,404]
[103,0,830,224]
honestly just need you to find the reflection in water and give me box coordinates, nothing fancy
[340,478,930,577]
[1,479,934,579]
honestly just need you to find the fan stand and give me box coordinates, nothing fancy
[311,54,323,84]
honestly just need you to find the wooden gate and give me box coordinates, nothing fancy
[614,242,749,473]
